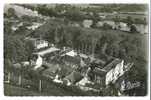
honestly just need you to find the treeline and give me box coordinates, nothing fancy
[19,4,147,25]
[4,34,34,63]
[21,4,147,13]
[20,4,86,22]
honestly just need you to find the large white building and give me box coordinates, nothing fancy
[25,37,49,50]
[34,39,49,49]
[105,60,133,85]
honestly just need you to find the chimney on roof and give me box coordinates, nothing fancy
[63,46,66,51]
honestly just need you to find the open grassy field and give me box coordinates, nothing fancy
[4,83,48,96]
[4,82,78,96]
[4,72,98,96]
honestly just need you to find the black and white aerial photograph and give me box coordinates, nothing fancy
[3,4,149,96]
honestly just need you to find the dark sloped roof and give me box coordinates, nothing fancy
[42,63,60,77]
[62,55,81,65]
[94,59,106,66]
[58,65,73,78]
[103,58,121,72]
[64,71,83,84]
[33,47,60,56]
[93,68,107,76]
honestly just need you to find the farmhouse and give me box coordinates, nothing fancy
[25,37,49,50]
[83,58,134,88]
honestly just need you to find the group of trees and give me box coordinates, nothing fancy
[32,18,147,61]
[4,18,35,63]
[82,4,147,13]
[4,5,47,64]
[4,8,18,19]
[4,34,34,63]
[26,5,86,22]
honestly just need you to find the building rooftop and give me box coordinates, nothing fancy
[93,67,107,76]
[102,58,122,72]
[33,47,60,56]
[64,71,83,84]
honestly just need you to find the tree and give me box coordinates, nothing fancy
[25,40,35,57]
[91,36,99,56]
[37,5,49,16]
[106,43,120,57]
[14,25,31,36]
[4,35,30,63]
[113,16,120,23]
[130,24,137,33]
[102,23,112,30]
[64,7,84,21]
[7,8,17,18]
[4,58,12,71]
[126,16,133,26]
[71,28,82,49]
[91,11,100,28]
[104,83,118,96]
[4,21,13,35]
